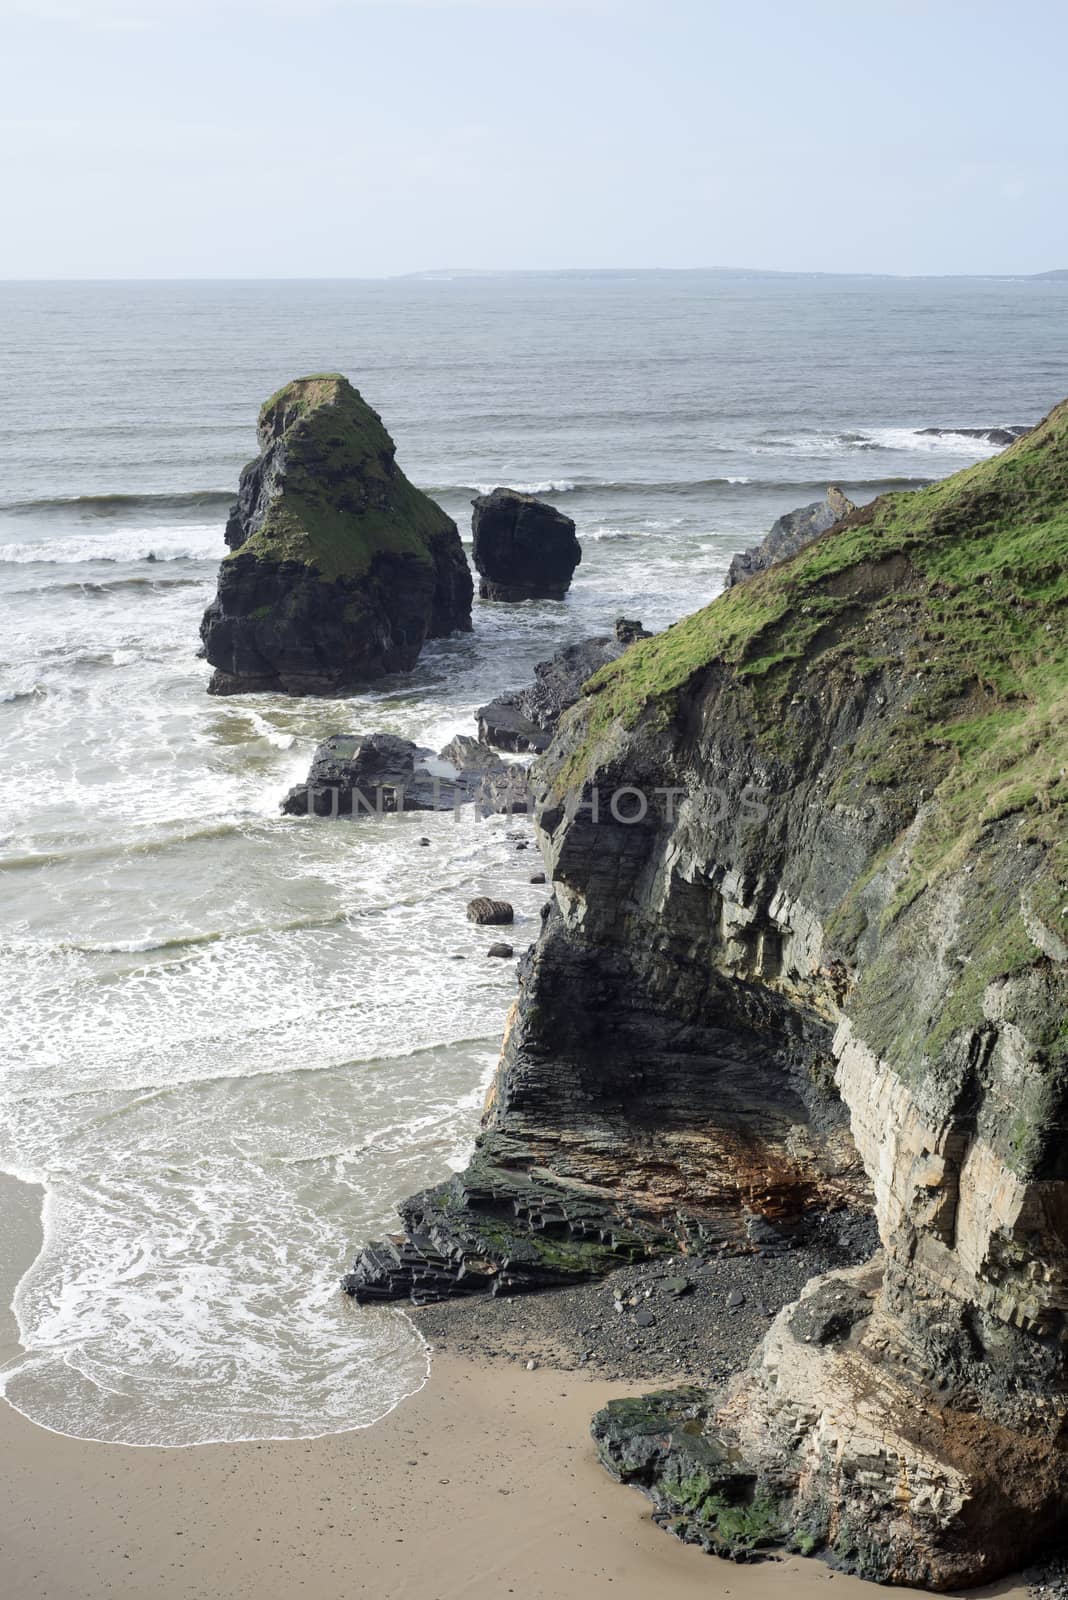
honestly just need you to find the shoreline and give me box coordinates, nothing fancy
[0,1175,1039,1599]
[0,1341,1027,1600]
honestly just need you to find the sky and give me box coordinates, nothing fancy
[2,0,1066,279]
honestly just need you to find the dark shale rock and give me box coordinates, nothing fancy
[437,735,531,815]
[280,731,529,818]
[466,898,514,926]
[487,942,514,959]
[724,487,855,589]
[785,1273,872,1346]
[343,1136,670,1304]
[472,487,581,601]
[593,1389,787,1563]
[477,620,650,753]
[200,374,472,694]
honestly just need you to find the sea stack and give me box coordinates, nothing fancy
[471,487,581,601]
[200,374,473,694]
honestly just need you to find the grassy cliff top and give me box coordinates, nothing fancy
[568,398,1067,828]
[231,374,457,581]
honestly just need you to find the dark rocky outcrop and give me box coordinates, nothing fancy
[477,619,651,752]
[724,487,854,589]
[200,374,472,694]
[345,400,1068,1587]
[472,487,582,601]
[281,732,528,817]
[917,423,1033,449]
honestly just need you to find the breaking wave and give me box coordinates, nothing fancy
[436,473,934,502]
[0,489,234,520]
[0,526,223,565]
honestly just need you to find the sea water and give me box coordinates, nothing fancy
[1,271,1065,1444]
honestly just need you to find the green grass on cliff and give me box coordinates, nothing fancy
[229,373,456,581]
[562,399,1068,869]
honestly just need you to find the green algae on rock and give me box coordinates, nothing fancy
[200,374,472,694]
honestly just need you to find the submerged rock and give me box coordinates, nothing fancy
[472,487,582,601]
[477,619,650,752]
[280,731,529,817]
[724,487,855,589]
[917,423,1033,449]
[200,374,472,694]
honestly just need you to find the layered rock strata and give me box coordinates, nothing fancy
[347,401,1068,1586]
[201,375,472,693]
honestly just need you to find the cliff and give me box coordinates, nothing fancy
[200,375,472,693]
[348,401,1068,1585]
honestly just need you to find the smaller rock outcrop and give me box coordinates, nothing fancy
[477,619,651,752]
[472,487,581,601]
[200,374,472,694]
[724,487,855,589]
[917,423,1032,449]
[281,732,528,817]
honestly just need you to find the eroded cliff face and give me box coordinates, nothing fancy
[347,404,1067,1585]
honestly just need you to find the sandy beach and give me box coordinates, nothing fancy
[0,1345,1029,1600]
[0,1173,1033,1600]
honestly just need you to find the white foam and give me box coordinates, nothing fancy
[468,479,576,496]
[0,791,548,1446]
[0,667,46,702]
[864,425,1003,456]
[748,426,1003,460]
[0,524,222,565]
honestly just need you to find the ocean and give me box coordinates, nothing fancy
[1,271,1065,1445]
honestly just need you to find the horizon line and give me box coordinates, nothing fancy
[0,265,1066,286]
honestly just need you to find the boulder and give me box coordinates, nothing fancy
[724,487,855,589]
[200,374,472,694]
[486,943,514,959]
[472,487,581,601]
[281,731,529,818]
[477,619,650,752]
[466,898,514,926]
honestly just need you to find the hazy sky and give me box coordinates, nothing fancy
[3,0,1065,279]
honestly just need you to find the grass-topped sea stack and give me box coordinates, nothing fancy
[200,374,473,694]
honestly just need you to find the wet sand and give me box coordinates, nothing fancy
[0,1174,1029,1600]
[0,1350,1029,1600]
